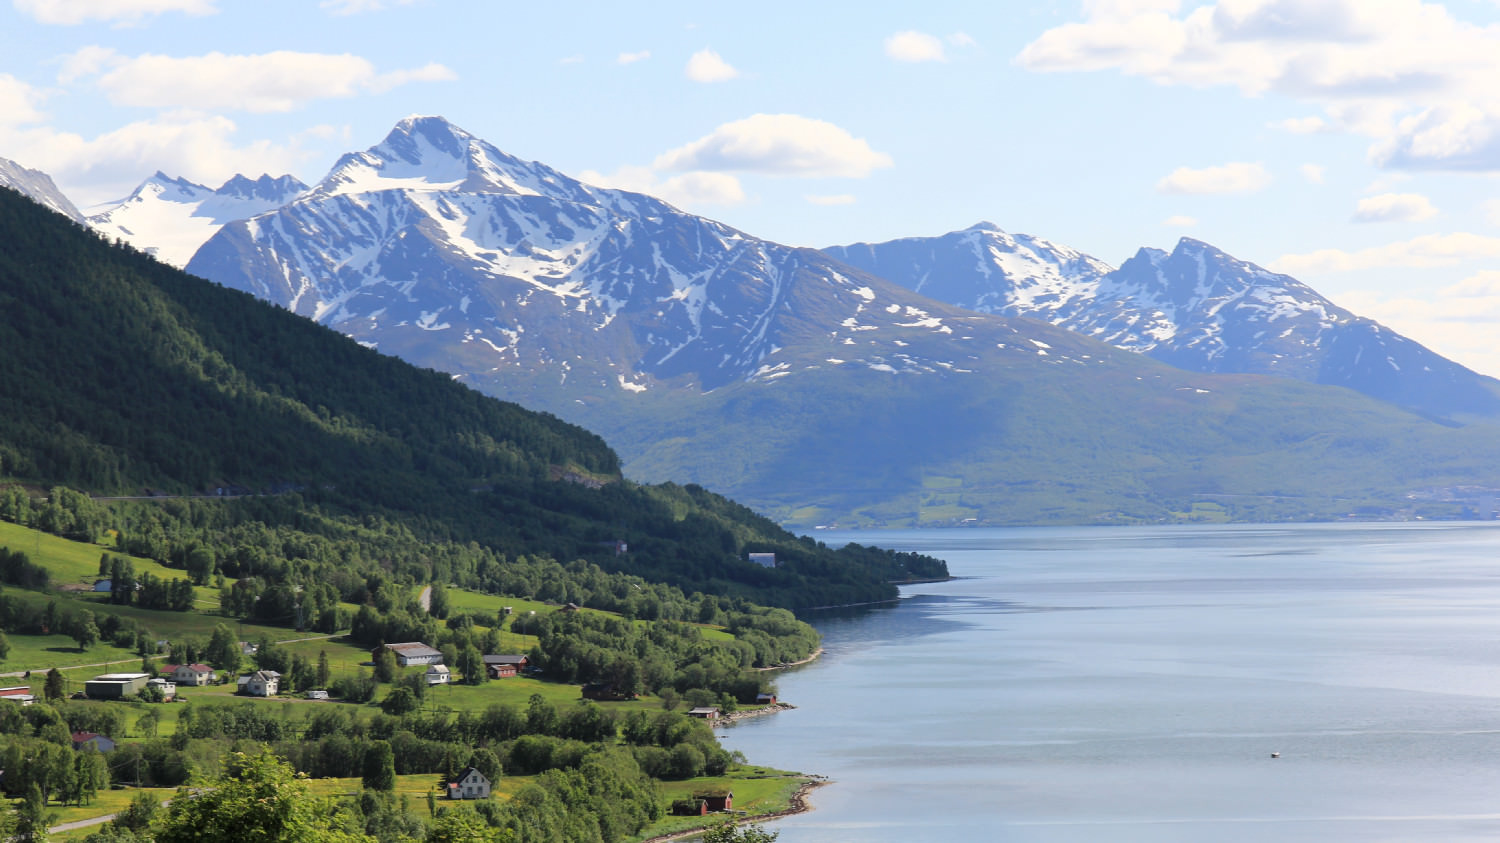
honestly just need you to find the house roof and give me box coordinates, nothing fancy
[71,731,104,743]
[450,766,485,784]
[183,663,213,673]
[241,670,280,683]
[482,654,528,665]
[383,642,442,658]
[427,663,450,671]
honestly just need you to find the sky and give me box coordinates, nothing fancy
[3,0,1500,375]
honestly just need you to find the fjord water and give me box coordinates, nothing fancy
[721,523,1500,842]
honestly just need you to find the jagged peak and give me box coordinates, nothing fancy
[216,173,307,201]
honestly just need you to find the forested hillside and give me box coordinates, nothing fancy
[0,186,945,610]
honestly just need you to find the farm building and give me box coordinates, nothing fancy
[0,686,34,706]
[482,654,529,679]
[147,678,176,700]
[375,642,444,666]
[426,664,451,685]
[85,673,150,699]
[686,706,721,722]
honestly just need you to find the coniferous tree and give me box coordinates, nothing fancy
[43,668,65,700]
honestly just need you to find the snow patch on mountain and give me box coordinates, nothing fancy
[87,172,306,267]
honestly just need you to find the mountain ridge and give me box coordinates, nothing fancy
[825,224,1500,420]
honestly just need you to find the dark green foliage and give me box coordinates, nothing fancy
[362,740,397,792]
[0,546,49,589]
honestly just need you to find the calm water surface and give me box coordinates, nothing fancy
[720,523,1500,842]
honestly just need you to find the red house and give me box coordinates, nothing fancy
[693,790,733,812]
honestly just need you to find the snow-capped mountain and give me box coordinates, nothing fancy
[0,155,84,222]
[185,116,1010,394]
[826,225,1500,419]
[88,172,306,268]
[79,118,1500,526]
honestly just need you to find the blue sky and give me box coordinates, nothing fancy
[4,0,1500,374]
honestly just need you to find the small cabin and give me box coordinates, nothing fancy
[756,692,777,706]
[687,706,721,721]
[483,654,529,679]
[426,664,451,685]
[693,790,733,812]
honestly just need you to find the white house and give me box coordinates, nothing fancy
[426,664,451,685]
[239,670,280,697]
[747,553,776,568]
[171,664,215,686]
[446,767,491,800]
[147,678,176,700]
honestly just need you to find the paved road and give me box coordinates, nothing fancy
[50,812,120,834]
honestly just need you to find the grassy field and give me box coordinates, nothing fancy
[627,769,813,842]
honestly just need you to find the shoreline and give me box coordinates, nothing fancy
[637,778,830,843]
[755,647,823,672]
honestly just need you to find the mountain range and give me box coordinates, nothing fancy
[825,224,1500,419]
[8,120,1500,526]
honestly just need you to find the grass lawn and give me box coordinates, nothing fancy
[627,768,813,842]
[0,522,189,589]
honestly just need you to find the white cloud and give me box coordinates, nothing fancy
[948,32,978,48]
[1351,192,1437,223]
[56,46,126,84]
[0,74,46,127]
[885,31,947,63]
[578,165,744,206]
[1300,163,1326,183]
[654,114,893,178]
[1441,269,1500,298]
[1486,199,1500,227]
[76,51,452,113]
[1271,232,1500,274]
[1016,0,1500,172]
[559,55,585,66]
[617,51,651,65]
[1273,116,1328,134]
[806,194,856,206]
[320,0,418,14]
[685,49,740,83]
[0,114,318,207]
[368,62,457,93]
[1164,214,1197,226]
[14,0,215,24]
[1156,161,1269,194]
